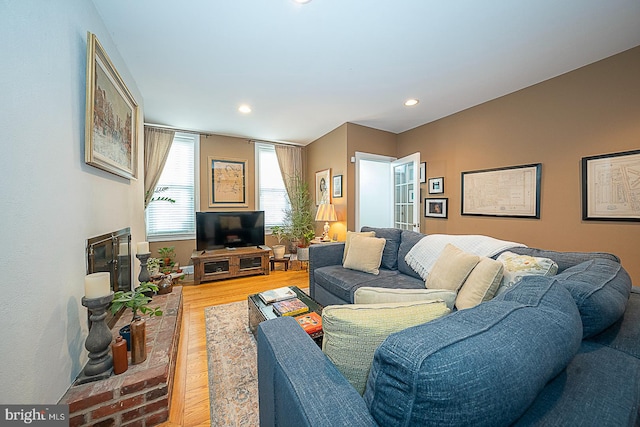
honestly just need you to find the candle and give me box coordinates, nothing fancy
[84,272,111,299]
[136,241,149,254]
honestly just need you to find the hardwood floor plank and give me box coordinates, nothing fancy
[157,269,309,426]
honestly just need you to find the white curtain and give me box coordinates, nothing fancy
[275,144,303,201]
[143,126,175,207]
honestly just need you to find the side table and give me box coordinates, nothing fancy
[269,254,291,271]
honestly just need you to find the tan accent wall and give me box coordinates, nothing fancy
[397,46,640,285]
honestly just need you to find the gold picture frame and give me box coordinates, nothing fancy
[84,32,138,180]
[208,157,248,207]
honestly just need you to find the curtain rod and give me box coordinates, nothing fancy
[144,123,213,136]
[248,139,305,148]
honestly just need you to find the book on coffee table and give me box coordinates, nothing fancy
[272,298,309,317]
[294,312,322,335]
[259,286,296,304]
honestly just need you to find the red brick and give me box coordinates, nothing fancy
[91,394,145,419]
[143,397,168,415]
[145,385,168,402]
[145,408,169,426]
[122,406,145,423]
[66,390,114,413]
[92,418,116,427]
[121,365,168,395]
[68,413,86,427]
[121,419,144,427]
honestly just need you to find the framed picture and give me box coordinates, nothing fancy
[208,157,247,207]
[425,198,448,218]
[333,175,343,198]
[582,149,640,221]
[428,177,444,194]
[419,162,426,183]
[316,169,331,205]
[462,163,541,218]
[84,32,138,180]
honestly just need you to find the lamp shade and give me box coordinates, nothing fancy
[315,203,337,222]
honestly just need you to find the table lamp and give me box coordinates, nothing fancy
[315,203,337,241]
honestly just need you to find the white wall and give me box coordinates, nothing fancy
[0,1,145,403]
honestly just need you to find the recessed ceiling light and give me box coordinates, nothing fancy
[404,99,419,107]
[238,104,252,114]
[293,0,311,3]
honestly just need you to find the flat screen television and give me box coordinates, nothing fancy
[196,211,265,251]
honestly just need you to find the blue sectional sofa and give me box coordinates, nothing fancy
[257,228,639,426]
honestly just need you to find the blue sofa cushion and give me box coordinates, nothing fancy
[361,226,402,270]
[314,266,401,303]
[513,341,640,426]
[588,289,640,359]
[397,230,426,279]
[364,276,582,427]
[554,259,631,339]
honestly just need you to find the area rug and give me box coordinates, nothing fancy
[205,300,259,426]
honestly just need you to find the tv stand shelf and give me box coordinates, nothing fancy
[191,247,271,284]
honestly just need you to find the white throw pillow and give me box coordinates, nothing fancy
[456,257,504,309]
[343,231,376,263]
[343,235,386,275]
[354,287,457,310]
[425,244,480,291]
[322,300,450,395]
[495,251,558,295]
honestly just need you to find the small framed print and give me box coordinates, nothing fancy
[419,162,426,183]
[333,175,343,198]
[425,198,448,218]
[428,177,444,194]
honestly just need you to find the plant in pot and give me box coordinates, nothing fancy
[157,246,176,273]
[146,257,161,276]
[296,229,316,261]
[110,282,163,364]
[282,174,315,261]
[270,225,287,259]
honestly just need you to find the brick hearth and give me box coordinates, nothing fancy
[59,287,183,427]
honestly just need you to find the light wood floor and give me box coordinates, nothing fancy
[159,268,309,427]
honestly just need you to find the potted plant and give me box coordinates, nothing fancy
[110,282,163,362]
[270,225,287,259]
[157,247,176,273]
[296,229,316,261]
[282,174,316,260]
[147,257,161,276]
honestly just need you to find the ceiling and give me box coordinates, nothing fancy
[92,0,640,145]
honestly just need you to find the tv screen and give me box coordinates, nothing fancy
[196,211,265,251]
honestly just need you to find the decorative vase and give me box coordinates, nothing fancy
[119,325,131,351]
[111,335,128,375]
[157,274,173,295]
[273,245,286,259]
[130,317,147,365]
[297,246,309,261]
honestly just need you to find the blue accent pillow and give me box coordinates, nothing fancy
[361,227,402,271]
[364,277,582,427]
[554,259,631,338]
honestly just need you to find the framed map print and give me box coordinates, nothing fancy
[582,149,640,221]
[208,157,247,207]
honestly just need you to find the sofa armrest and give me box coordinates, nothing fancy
[257,316,378,427]
[309,242,345,299]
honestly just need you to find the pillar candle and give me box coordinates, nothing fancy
[84,272,111,299]
[136,241,149,254]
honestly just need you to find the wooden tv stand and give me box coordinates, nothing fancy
[191,247,271,284]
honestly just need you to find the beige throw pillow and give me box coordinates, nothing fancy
[343,231,376,263]
[343,235,386,275]
[425,244,480,291]
[456,257,504,309]
[354,287,457,310]
[322,300,450,395]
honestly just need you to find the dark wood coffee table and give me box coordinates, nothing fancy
[248,286,323,346]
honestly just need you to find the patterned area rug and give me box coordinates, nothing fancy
[205,300,259,426]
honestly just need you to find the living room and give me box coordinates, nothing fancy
[2,0,640,425]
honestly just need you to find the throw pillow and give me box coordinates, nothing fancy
[495,251,558,296]
[456,257,504,309]
[425,244,480,291]
[322,300,450,395]
[343,231,376,263]
[343,235,386,275]
[354,287,457,310]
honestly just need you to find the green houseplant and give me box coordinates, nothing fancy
[282,174,316,260]
[110,282,163,323]
[270,225,287,259]
[157,246,176,272]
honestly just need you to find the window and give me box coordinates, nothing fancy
[256,143,290,228]
[145,132,199,241]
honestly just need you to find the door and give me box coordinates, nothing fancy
[391,153,420,231]
[355,152,395,231]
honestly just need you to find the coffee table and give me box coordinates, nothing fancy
[248,286,323,346]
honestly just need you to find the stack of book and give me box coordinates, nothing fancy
[258,286,310,317]
[294,312,322,335]
[258,286,296,304]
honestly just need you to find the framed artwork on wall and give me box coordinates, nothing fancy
[333,175,343,198]
[84,32,139,180]
[316,169,331,205]
[461,163,541,218]
[582,149,640,221]
[419,162,426,183]
[425,198,448,218]
[208,157,248,207]
[428,177,444,194]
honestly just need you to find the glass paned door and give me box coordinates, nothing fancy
[391,153,420,231]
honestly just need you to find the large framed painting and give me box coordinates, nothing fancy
[208,157,248,207]
[315,169,331,205]
[582,149,640,221]
[461,163,541,218]
[84,32,138,180]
